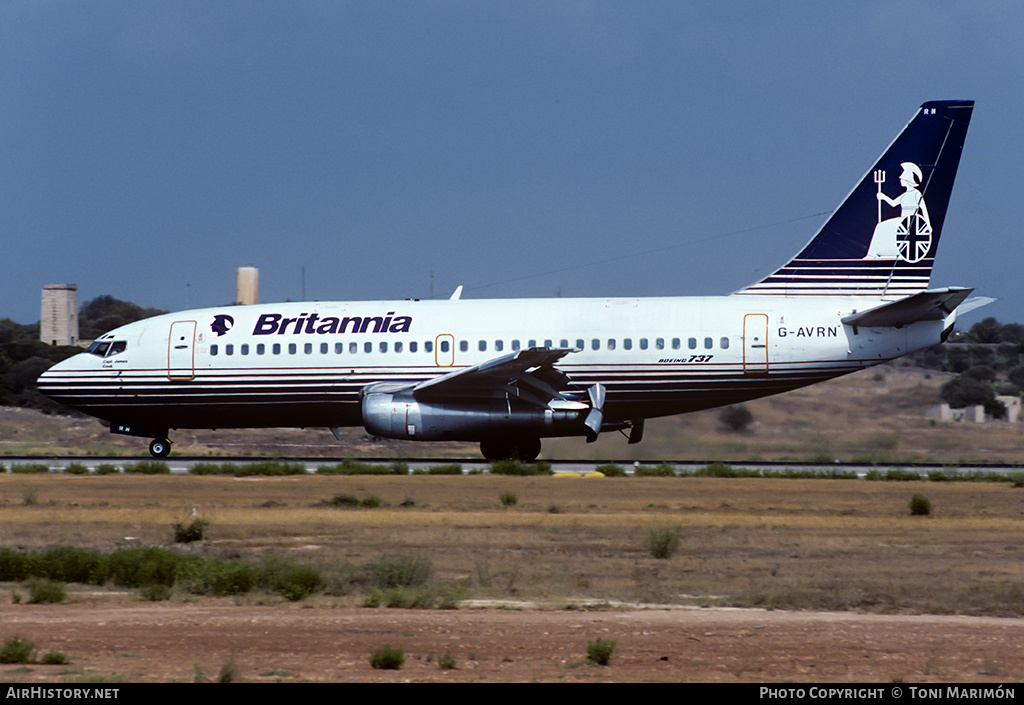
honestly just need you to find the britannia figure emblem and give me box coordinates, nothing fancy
[864,162,932,262]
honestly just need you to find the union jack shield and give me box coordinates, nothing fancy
[896,212,932,263]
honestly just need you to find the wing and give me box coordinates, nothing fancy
[410,347,578,408]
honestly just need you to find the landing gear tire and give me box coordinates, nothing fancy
[480,437,542,463]
[149,438,172,458]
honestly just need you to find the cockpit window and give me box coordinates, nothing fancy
[86,340,127,357]
[86,341,110,357]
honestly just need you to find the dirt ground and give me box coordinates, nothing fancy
[3,600,1024,683]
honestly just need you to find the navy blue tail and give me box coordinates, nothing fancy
[737,100,974,297]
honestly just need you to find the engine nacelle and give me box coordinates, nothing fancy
[361,389,586,441]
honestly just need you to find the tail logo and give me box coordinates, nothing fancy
[866,162,933,262]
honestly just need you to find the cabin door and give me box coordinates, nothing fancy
[742,313,769,373]
[168,320,197,380]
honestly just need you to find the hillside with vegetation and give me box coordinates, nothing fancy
[0,296,165,412]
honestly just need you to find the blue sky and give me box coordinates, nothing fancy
[2,1,1021,326]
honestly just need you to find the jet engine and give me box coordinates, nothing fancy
[361,386,586,441]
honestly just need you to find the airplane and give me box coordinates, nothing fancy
[37,100,985,461]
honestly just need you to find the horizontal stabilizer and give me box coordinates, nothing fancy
[956,296,997,317]
[841,287,972,328]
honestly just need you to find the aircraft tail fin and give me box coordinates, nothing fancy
[736,100,974,297]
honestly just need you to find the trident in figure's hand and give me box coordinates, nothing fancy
[873,170,886,224]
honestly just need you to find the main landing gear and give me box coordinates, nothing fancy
[149,438,172,458]
[479,437,542,462]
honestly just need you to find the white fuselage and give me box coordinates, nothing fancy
[37,292,948,436]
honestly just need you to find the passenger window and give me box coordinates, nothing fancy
[440,340,450,353]
[591,339,600,351]
[640,338,648,350]
[460,340,468,352]
[410,341,418,353]
[241,344,249,355]
[544,339,553,348]
[511,340,520,351]
[720,337,730,349]
[304,343,313,354]
[576,339,584,350]
[688,337,697,349]
[349,342,358,354]
[656,338,665,350]
[607,338,616,350]
[321,343,329,354]
[560,339,569,349]
[623,338,632,350]
[273,343,281,355]
[364,342,372,353]
[210,345,218,356]
[379,342,388,353]
[257,343,265,355]
[288,343,297,355]
[704,337,713,349]
[226,344,234,356]
[672,338,680,350]
[425,341,433,353]
[479,340,487,352]
[395,342,403,353]
[528,339,537,348]
[335,343,344,354]
[494,340,503,352]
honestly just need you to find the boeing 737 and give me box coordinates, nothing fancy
[38,100,983,460]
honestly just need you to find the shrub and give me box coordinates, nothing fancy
[126,461,170,474]
[326,493,360,507]
[37,546,105,584]
[180,558,257,596]
[366,553,433,589]
[634,463,676,477]
[96,463,119,475]
[0,636,35,664]
[11,463,49,474]
[586,637,616,666]
[360,495,382,508]
[258,556,324,601]
[438,651,457,669]
[489,460,552,476]
[909,494,933,516]
[173,518,209,543]
[645,526,681,559]
[65,463,89,475]
[106,546,184,588]
[499,490,518,507]
[425,463,463,475]
[595,463,626,477]
[369,645,405,670]
[41,652,69,665]
[28,578,66,604]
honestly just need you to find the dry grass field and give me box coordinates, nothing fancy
[0,470,1023,682]
[2,364,1024,681]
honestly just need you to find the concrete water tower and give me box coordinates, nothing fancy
[40,283,79,346]
[235,267,259,305]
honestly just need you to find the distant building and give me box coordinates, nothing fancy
[235,266,259,305]
[40,283,79,346]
